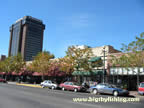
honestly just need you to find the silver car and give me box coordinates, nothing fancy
[89,83,129,96]
[40,80,57,90]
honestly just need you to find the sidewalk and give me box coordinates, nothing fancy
[16,83,42,88]
[7,81,17,85]
[8,81,42,88]
[129,91,144,99]
[129,91,138,96]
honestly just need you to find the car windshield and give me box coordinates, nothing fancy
[73,82,80,85]
[140,83,144,87]
[111,85,118,88]
[106,84,119,88]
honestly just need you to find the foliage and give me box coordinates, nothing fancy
[58,57,74,75]
[111,32,144,88]
[91,59,103,68]
[121,32,144,67]
[65,45,93,72]
[0,54,25,73]
[29,51,54,80]
[12,53,25,73]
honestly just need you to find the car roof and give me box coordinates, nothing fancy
[64,81,72,83]
[98,83,110,85]
[44,80,51,81]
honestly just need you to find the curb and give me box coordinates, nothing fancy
[16,83,42,88]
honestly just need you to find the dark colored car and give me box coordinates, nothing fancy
[59,81,87,92]
[0,78,7,83]
[138,82,144,95]
[89,83,129,96]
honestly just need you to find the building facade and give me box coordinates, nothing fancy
[91,45,121,70]
[8,16,45,61]
[107,52,144,90]
[72,45,121,83]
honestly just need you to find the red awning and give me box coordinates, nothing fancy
[32,72,42,76]
[12,72,18,75]
[0,72,6,75]
[44,73,49,76]
[18,72,23,76]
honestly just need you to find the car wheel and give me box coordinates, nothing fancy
[92,89,98,95]
[51,86,55,90]
[113,91,118,96]
[74,88,78,92]
[62,87,65,91]
[41,85,45,88]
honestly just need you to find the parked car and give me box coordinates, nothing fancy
[89,83,129,96]
[0,78,7,83]
[40,80,57,90]
[59,81,87,92]
[138,82,144,95]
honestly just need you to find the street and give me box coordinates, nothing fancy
[0,83,144,108]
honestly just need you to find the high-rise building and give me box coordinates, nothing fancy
[8,16,45,61]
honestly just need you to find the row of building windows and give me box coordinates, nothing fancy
[10,23,21,56]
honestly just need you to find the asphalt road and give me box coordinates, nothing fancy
[0,83,144,108]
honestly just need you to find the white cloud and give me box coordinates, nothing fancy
[58,13,93,29]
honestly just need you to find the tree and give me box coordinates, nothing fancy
[0,54,25,77]
[65,45,94,83]
[111,32,144,89]
[1,56,14,73]
[66,45,93,71]
[12,53,25,73]
[30,51,54,81]
[122,33,144,88]
[0,61,4,72]
[58,56,74,75]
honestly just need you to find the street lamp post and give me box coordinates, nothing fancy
[103,46,106,83]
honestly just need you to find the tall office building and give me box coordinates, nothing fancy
[8,16,45,61]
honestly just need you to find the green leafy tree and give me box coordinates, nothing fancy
[58,57,74,75]
[111,32,144,88]
[122,33,144,88]
[0,54,25,74]
[66,45,93,72]
[12,53,26,73]
[1,56,14,73]
[30,51,54,81]
[64,45,94,83]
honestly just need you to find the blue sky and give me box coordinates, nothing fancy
[0,0,144,58]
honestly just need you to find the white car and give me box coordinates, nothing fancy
[40,80,57,90]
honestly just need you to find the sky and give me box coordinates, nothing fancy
[0,0,144,58]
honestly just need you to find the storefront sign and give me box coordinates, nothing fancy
[110,67,144,75]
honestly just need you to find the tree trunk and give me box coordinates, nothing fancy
[42,72,45,81]
[137,68,140,90]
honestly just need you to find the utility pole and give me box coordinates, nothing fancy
[103,46,106,83]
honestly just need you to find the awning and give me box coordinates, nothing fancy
[0,72,6,75]
[72,70,104,76]
[18,72,23,76]
[19,71,33,76]
[12,72,18,75]
[32,72,42,76]
[89,57,101,62]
